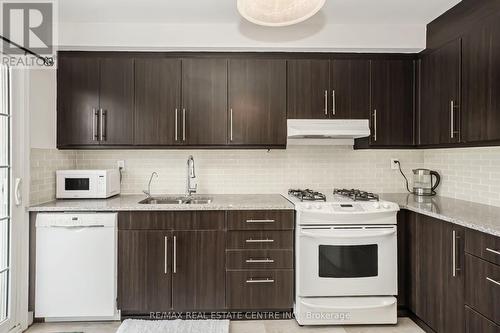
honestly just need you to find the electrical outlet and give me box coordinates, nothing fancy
[117,160,125,169]
[391,158,399,170]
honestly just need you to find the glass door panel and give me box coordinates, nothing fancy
[0,64,10,326]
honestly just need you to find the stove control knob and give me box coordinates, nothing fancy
[382,202,390,209]
[315,204,322,209]
[305,204,312,210]
[373,202,381,209]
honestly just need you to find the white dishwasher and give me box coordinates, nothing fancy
[35,213,119,321]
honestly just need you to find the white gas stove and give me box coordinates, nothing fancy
[287,189,400,326]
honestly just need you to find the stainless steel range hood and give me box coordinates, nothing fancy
[287,119,371,146]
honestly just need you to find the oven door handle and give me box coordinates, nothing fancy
[301,298,396,310]
[300,229,396,239]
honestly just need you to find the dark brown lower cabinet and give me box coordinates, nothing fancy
[405,213,465,333]
[226,270,294,310]
[118,230,172,313]
[118,211,226,314]
[172,231,225,311]
[466,307,500,333]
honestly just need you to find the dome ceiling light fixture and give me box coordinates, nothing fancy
[237,0,326,27]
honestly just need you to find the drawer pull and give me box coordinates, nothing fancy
[486,277,500,287]
[245,239,274,243]
[246,278,275,284]
[246,219,275,223]
[246,258,275,263]
[486,248,500,256]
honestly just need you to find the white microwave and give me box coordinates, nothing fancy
[56,170,121,199]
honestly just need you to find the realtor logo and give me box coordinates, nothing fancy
[1,0,56,67]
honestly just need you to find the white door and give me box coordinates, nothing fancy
[0,66,29,333]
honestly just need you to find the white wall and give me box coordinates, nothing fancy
[58,22,426,52]
[29,69,56,149]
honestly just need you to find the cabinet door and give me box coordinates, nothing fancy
[441,222,465,333]
[182,58,227,145]
[172,230,225,311]
[287,59,330,119]
[371,59,415,146]
[57,56,100,147]
[135,58,181,145]
[462,17,500,143]
[99,57,135,145]
[420,39,461,145]
[411,214,444,332]
[118,231,172,313]
[228,59,286,145]
[330,59,370,119]
[229,59,287,146]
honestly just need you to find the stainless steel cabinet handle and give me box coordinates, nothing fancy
[324,90,328,115]
[373,109,377,142]
[246,258,275,263]
[92,108,99,141]
[486,248,500,256]
[245,219,275,223]
[182,109,186,142]
[230,108,233,142]
[450,100,455,139]
[100,109,107,141]
[173,235,177,274]
[245,239,274,243]
[332,90,336,116]
[246,278,275,284]
[164,236,168,274]
[486,277,500,287]
[452,230,457,277]
[175,108,178,141]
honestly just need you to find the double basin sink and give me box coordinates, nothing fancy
[139,196,213,205]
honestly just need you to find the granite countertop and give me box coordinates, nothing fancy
[28,194,295,212]
[381,193,500,237]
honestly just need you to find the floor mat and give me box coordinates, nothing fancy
[116,319,230,333]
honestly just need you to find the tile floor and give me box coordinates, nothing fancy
[25,318,424,333]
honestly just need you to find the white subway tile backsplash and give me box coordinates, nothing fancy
[30,146,500,208]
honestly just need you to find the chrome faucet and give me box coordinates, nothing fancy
[143,172,158,198]
[186,155,197,196]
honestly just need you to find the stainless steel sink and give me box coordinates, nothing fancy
[139,196,212,205]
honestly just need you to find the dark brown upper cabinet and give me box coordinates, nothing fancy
[134,58,181,146]
[57,55,134,147]
[330,59,371,119]
[287,59,330,119]
[419,39,461,146]
[370,59,415,146]
[287,59,370,120]
[462,16,500,143]
[181,58,227,146]
[57,56,100,147]
[229,59,287,146]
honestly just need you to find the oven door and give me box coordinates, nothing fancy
[297,225,397,297]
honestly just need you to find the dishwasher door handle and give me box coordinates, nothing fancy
[49,225,106,229]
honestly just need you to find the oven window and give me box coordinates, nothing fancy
[319,244,378,278]
[65,178,90,191]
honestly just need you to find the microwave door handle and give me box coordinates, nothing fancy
[300,229,396,239]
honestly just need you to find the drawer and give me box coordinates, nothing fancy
[465,254,500,325]
[226,231,293,249]
[227,210,294,230]
[466,306,500,333]
[226,249,293,269]
[118,211,225,230]
[226,270,293,310]
[466,229,500,265]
